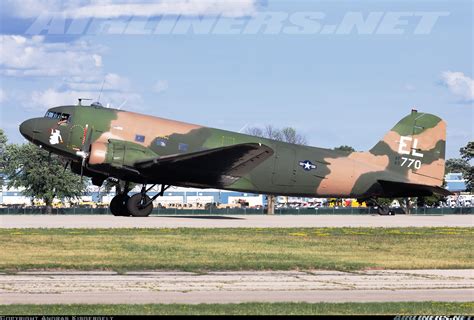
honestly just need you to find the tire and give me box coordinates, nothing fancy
[377,206,389,215]
[127,193,153,217]
[110,194,130,216]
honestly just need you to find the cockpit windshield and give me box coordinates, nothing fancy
[44,111,71,123]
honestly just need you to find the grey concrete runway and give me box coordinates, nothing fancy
[1,214,473,228]
[1,270,473,304]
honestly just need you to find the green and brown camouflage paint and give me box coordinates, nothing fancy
[20,106,447,199]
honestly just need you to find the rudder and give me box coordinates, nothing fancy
[370,110,446,187]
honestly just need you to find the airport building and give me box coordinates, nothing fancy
[0,173,470,207]
[445,173,468,193]
[0,183,265,208]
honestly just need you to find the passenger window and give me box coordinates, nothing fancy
[178,143,188,152]
[156,138,167,147]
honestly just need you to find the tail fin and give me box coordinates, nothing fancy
[370,110,446,187]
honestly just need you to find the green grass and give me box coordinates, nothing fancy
[0,227,472,272]
[1,302,473,315]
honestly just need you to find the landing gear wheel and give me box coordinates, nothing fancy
[127,193,153,217]
[377,206,395,216]
[110,194,130,216]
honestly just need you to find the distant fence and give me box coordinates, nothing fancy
[0,206,472,215]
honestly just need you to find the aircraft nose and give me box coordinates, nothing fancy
[19,118,37,142]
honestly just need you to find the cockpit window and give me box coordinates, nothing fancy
[44,111,71,123]
[60,113,70,122]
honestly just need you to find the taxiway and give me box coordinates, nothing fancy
[1,214,473,228]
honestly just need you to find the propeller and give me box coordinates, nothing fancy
[63,160,70,173]
[75,124,93,182]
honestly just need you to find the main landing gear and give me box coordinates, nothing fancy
[363,198,396,216]
[109,183,171,217]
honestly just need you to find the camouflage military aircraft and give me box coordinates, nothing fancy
[19,101,450,216]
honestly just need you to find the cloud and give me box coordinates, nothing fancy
[4,0,257,18]
[0,35,104,77]
[441,71,474,102]
[0,35,142,110]
[65,73,131,92]
[29,88,143,110]
[153,80,168,93]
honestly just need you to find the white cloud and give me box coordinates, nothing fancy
[3,0,63,19]
[0,35,104,77]
[441,71,474,101]
[30,88,143,110]
[153,80,168,93]
[4,0,257,18]
[30,88,80,108]
[65,73,131,92]
[0,35,143,110]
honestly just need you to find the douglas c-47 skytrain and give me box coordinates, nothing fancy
[19,101,451,217]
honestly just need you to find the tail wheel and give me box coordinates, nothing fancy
[127,193,153,217]
[110,194,130,216]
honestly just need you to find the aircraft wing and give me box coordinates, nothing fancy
[133,143,274,187]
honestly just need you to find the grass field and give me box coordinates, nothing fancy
[0,227,472,272]
[1,302,473,315]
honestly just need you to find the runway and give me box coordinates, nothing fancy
[1,270,472,304]
[1,214,473,229]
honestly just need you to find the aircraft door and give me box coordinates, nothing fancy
[68,125,85,150]
[272,146,296,186]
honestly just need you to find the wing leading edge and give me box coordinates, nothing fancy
[134,143,274,188]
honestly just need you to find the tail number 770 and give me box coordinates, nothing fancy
[398,136,423,170]
[400,157,421,170]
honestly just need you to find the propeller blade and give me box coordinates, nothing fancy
[80,157,86,182]
[77,124,93,183]
[63,160,70,173]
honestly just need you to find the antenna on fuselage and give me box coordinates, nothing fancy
[238,123,249,133]
[97,79,105,102]
[117,99,128,110]
[78,98,92,106]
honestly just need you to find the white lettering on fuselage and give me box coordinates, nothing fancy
[398,136,423,158]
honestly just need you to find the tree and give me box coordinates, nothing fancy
[334,145,355,153]
[245,125,307,214]
[3,142,86,213]
[280,127,307,145]
[460,141,474,162]
[247,125,307,145]
[458,141,473,191]
[0,129,7,186]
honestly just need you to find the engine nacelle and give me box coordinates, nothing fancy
[89,139,158,167]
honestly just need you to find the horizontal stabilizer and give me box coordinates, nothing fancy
[377,180,453,197]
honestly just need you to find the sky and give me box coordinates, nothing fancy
[0,0,472,159]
